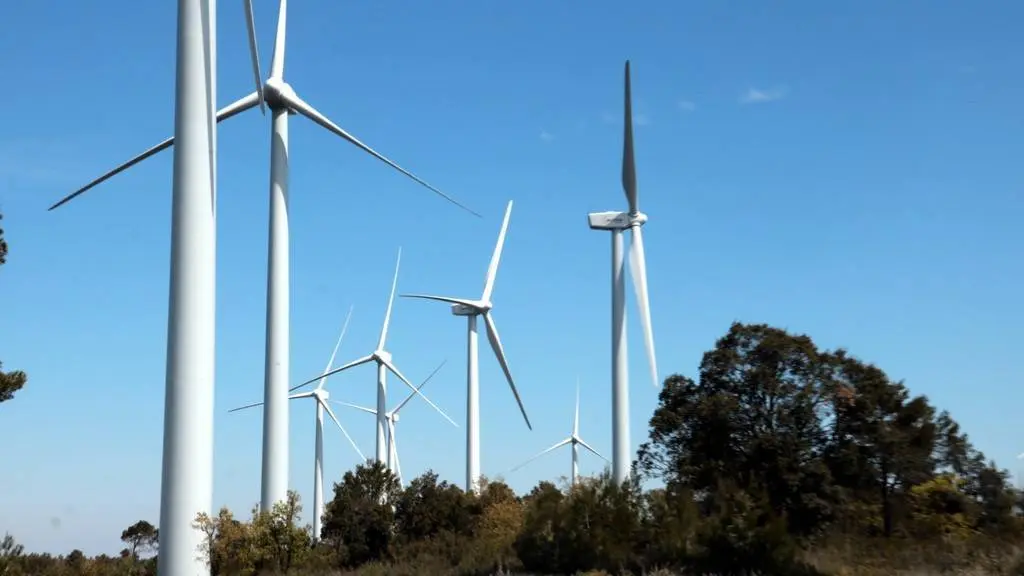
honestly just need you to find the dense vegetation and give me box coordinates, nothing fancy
[0,211,28,403]
[2,274,1021,573]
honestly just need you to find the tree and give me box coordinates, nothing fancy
[0,533,24,576]
[120,520,159,559]
[0,212,27,405]
[637,323,840,537]
[250,490,312,573]
[320,461,401,567]
[0,211,7,266]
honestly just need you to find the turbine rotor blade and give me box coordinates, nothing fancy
[277,90,480,217]
[622,60,638,215]
[322,399,365,462]
[481,200,513,302]
[269,0,287,78]
[48,92,260,211]
[576,437,609,463]
[290,354,374,392]
[628,226,658,388]
[288,392,315,400]
[381,358,458,427]
[400,293,478,309]
[377,248,402,350]
[392,359,447,415]
[332,400,377,416]
[227,400,264,413]
[510,438,571,473]
[482,311,531,429]
[318,305,354,390]
[390,420,403,486]
[573,377,580,437]
[242,0,266,114]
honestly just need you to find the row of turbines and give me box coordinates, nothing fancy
[49,1,658,575]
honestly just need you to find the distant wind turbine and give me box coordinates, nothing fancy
[335,360,450,487]
[510,379,607,485]
[229,305,364,541]
[48,0,478,513]
[586,61,659,485]
[291,248,457,465]
[401,200,531,494]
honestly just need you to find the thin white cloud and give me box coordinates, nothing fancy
[678,99,696,112]
[739,86,789,104]
[539,130,555,142]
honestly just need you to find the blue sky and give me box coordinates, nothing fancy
[1,0,1022,555]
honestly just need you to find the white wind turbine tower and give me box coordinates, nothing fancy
[48,0,477,512]
[586,60,659,485]
[401,200,532,494]
[509,379,608,485]
[51,1,222,573]
[292,248,457,463]
[335,360,450,487]
[228,305,364,541]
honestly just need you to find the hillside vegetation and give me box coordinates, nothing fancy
[3,323,1022,575]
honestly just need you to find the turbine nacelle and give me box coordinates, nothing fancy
[312,388,329,402]
[587,210,647,231]
[450,300,491,316]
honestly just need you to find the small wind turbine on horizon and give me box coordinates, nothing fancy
[509,379,608,485]
[401,200,531,495]
[48,0,479,513]
[586,61,659,485]
[291,247,457,464]
[228,305,365,542]
[335,360,450,487]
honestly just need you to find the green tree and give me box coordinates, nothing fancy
[637,323,839,537]
[120,520,159,559]
[250,490,312,573]
[0,533,24,576]
[0,211,8,266]
[0,212,27,405]
[320,461,401,567]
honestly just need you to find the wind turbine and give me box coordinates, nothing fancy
[228,305,363,541]
[292,247,457,464]
[401,200,531,494]
[509,379,608,485]
[586,61,659,485]
[48,0,478,512]
[335,360,450,487]
[159,0,219,574]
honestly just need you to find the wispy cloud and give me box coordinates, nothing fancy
[739,86,789,104]
[678,99,696,112]
[539,130,555,142]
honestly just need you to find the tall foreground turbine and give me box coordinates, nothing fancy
[229,306,364,541]
[586,61,659,485]
[161,0,217,574]
[402,200,531,494]
[336,360,449,487]
[49,0,476,512]
[510,379,608,485]
[292,248,457,463]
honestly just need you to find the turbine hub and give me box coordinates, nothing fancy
[391,412,400,423]
[263,77,296,112]
[314,388,329,401]
[374,349,393,364]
